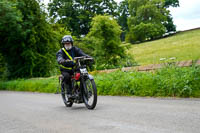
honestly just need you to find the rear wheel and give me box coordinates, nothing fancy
[82,78,97,109]
[61,82,73,107]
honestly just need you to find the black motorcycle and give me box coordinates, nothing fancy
[59,56,97,109]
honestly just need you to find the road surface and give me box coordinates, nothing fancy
[0,91,200,133]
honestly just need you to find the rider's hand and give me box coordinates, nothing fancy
[59,59,72,63]
[86,56,94,64]
[86,55,91,58]
[70,60,75,66]
[59,59,65,65]
[66,60,75,66]
[59,59,75,66]
[86,55,93,60]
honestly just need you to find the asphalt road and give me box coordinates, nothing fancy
[0,91,200,133]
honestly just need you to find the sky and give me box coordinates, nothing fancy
[168,0,200,31]
[42,0,200,31]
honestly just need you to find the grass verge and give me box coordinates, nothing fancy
[0,66,200,98]
[0,77,58,93]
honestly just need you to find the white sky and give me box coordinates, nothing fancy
[168,0,200,31]
[42,0,200,31]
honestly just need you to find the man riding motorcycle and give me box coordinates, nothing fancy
[56,35,92,99]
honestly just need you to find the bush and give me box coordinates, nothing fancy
[95,66,200,97]
[126,23,166,42]
[88,15,123,66]
[0,53,7,80]
[84,15,137,70]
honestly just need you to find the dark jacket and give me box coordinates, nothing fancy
[56,46,89,72]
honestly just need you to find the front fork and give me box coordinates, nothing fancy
[80,75,92,100]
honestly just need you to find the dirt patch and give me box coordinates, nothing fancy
[96,59,200,73]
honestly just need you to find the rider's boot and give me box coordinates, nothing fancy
[64,82,73,99]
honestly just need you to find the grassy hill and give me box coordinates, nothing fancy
[128,28,200,66]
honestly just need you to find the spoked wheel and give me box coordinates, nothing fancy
[82,78,97,109]
[61,82,73,107]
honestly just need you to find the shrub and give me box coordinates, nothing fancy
[84,15,137,70]
[95,66,200,97]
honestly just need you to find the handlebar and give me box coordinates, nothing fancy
[65,56,93,62]
[74,56,93,61]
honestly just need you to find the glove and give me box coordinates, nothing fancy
[59,59,74,66]
[69,60,75,67]
[86,55,93,60]
[59,59,65,65]
[86,55,91,58]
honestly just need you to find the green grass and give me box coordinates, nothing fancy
[0,77,59,93]
[1,66,200,98]
[128,29,200,65]
[95,66,200,97]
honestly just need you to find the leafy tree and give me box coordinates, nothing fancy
[117,0,179,42]
[163,0,179,33]
[51,23,72,47]
[85,15,133,69]
[126,0,167,42]
[48,0,118,37]
[0,0,23,78]
[117,0,129,41]
[164,0,179,8]
[16,0,62,78]
[0,0,63,78]
[127,22,166,43]
[163,15,176,33]
[0,53,7,80]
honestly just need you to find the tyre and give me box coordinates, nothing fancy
[61,82,73,107]
[82,78,97,109]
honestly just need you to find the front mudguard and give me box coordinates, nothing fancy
[88,74,94,80]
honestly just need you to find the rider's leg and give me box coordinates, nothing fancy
[61,71,73,97]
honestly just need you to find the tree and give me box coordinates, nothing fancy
[126,0,167,42]
[0,53,6,80]
[163,0,179,33]
[117,0,129,41]
[164,0,179,8]
[163,15,176,33]
[48,0,118,37]
[0,0,23,78]
[0,0,62,78]
[117,0,179,42]
[84,15,127,69]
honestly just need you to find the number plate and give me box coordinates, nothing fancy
[80,68,88,74]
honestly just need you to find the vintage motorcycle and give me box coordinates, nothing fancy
[59,56,97,109]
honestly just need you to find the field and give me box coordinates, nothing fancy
[128,29,200,65]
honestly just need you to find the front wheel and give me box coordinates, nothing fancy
[82,78,97,109]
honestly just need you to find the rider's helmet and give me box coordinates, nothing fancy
[61,35,73,45]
